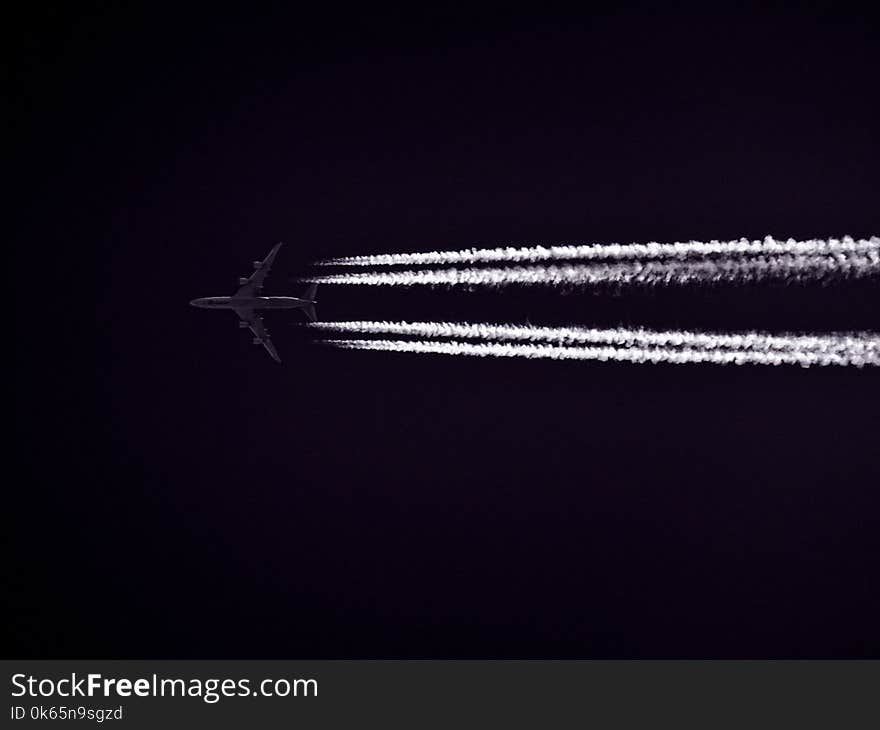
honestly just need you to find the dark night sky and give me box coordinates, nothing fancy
[10,4,880,657]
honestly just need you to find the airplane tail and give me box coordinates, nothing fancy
[301,284,318,322]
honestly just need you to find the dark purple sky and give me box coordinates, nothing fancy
[11,4,880,657]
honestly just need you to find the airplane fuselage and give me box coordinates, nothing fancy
[190,296,311,310]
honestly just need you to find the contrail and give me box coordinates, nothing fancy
[308,321,879,358]
[301,250,879,288]
[318,235,879,267]
[321,338,878,367]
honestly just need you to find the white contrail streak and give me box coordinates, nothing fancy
[302,250,879,288]
[307,321,880,358]
[321,338,878,367]
[318,236,880,267]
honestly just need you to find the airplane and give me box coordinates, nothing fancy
[190,242,317,363]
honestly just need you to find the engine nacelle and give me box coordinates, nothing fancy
[238,321,249,329]
[253,337,262,345]
[238,277,249,285]
[253,260,262,268]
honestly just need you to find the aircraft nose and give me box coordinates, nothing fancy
[190,298,203,307]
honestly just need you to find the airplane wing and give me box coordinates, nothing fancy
[234,308,281,363]
[235,242,283,297]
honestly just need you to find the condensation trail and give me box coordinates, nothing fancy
[318,236,880,267]
[301,250,880,288]
[307,321,880,358]
[321,338,878,368]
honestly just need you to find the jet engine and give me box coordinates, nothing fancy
[238,321,249,328]
[253,337,262,345]
[253,260,262,268]
[238,277,249,285]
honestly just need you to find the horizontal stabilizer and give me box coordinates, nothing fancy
[301,283,318,321]
[302,283,318,303]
